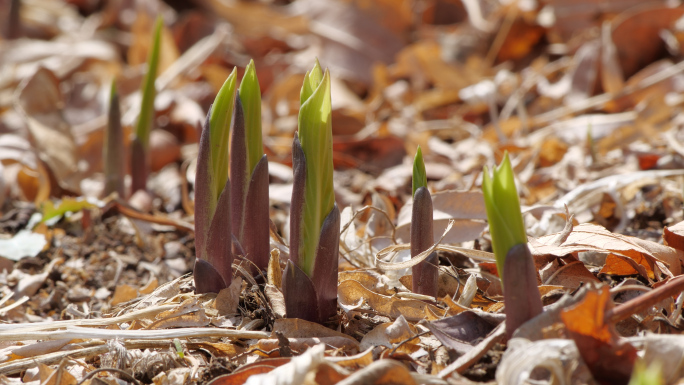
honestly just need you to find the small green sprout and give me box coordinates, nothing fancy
[629,360,663,385]
[411,146,437,297]
[412,146,427,197]
[173,339,185,359]
[482,152,542,339]
[130,16,163,194]
[482,152,527,280]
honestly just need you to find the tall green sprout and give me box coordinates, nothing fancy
[296,60,335,277]
[231,61,269,271]
[482,152,541,339]
[130,16,162,194]
[283,59,340,323]
[193,68,237,294]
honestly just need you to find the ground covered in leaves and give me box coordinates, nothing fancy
[3,0,684,384]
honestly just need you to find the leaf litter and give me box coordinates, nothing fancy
[3,0,684,384]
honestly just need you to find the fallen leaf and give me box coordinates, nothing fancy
[216,277,243,316]
[0,230,46,261]
[111,284,138,306]
[560,285,637,384]
[424,311,495,355]
[15,67,81,193]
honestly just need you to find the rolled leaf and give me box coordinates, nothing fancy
[296,62,334,276]
[289,133,306,269]
[238,59,263,174]
[411,187,438,297]
[282,260,320,322]
[503,244,542,339]
[103,80,124,197]
[310,203,341,322]
[285,60,340,324]
[412,146,427,198]
[131,16,163,194]
[194,106,233,293]
[230,96,248,245]
[210,68,237,200]
[243,155,270,270]
[230,95,269,271]
[482,152,527,280]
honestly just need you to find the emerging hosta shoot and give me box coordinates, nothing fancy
[482,152,541,339]
[283,60,340,323]
[103,80,124,197]
[193,71,237,294]
[231,60,269,271]
[482,152,527,280]
[130,17,162,194]
[411,146,438,297]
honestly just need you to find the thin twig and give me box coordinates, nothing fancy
[605,275,684,324]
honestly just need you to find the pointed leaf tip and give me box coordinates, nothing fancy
[209,67,237,200]
[238,60,263,174]
[412,146,427,197]
[134,16,163,149]
[482,151,527,281]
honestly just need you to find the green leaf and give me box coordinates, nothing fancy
[297,63,334,276]
[300,58,323,106]
[239,59,263,175]
[42,197,100,224]
[209,67,237,201]
[134,16,163,149]
[412,146,427,197]
[628,360,663,385]
[482,152,527,281]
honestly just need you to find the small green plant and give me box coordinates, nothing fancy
[193,71,237,294]
[482,152,528,280]
[230,60,269,271]
[482,152,541,339]
[130,17,162,194]
[411,146,438,297]
[103,80,124,197]
[628,360,663,385]
[282,60,340,323]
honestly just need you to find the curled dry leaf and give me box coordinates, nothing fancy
[424,311,496,355]
[360,315,416,351]
[272,318,357,344]
[15,67,81,194]
[337,280,444,322]
[215,277,243,316]
[531,223,681,280]
[335,359,417,385]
